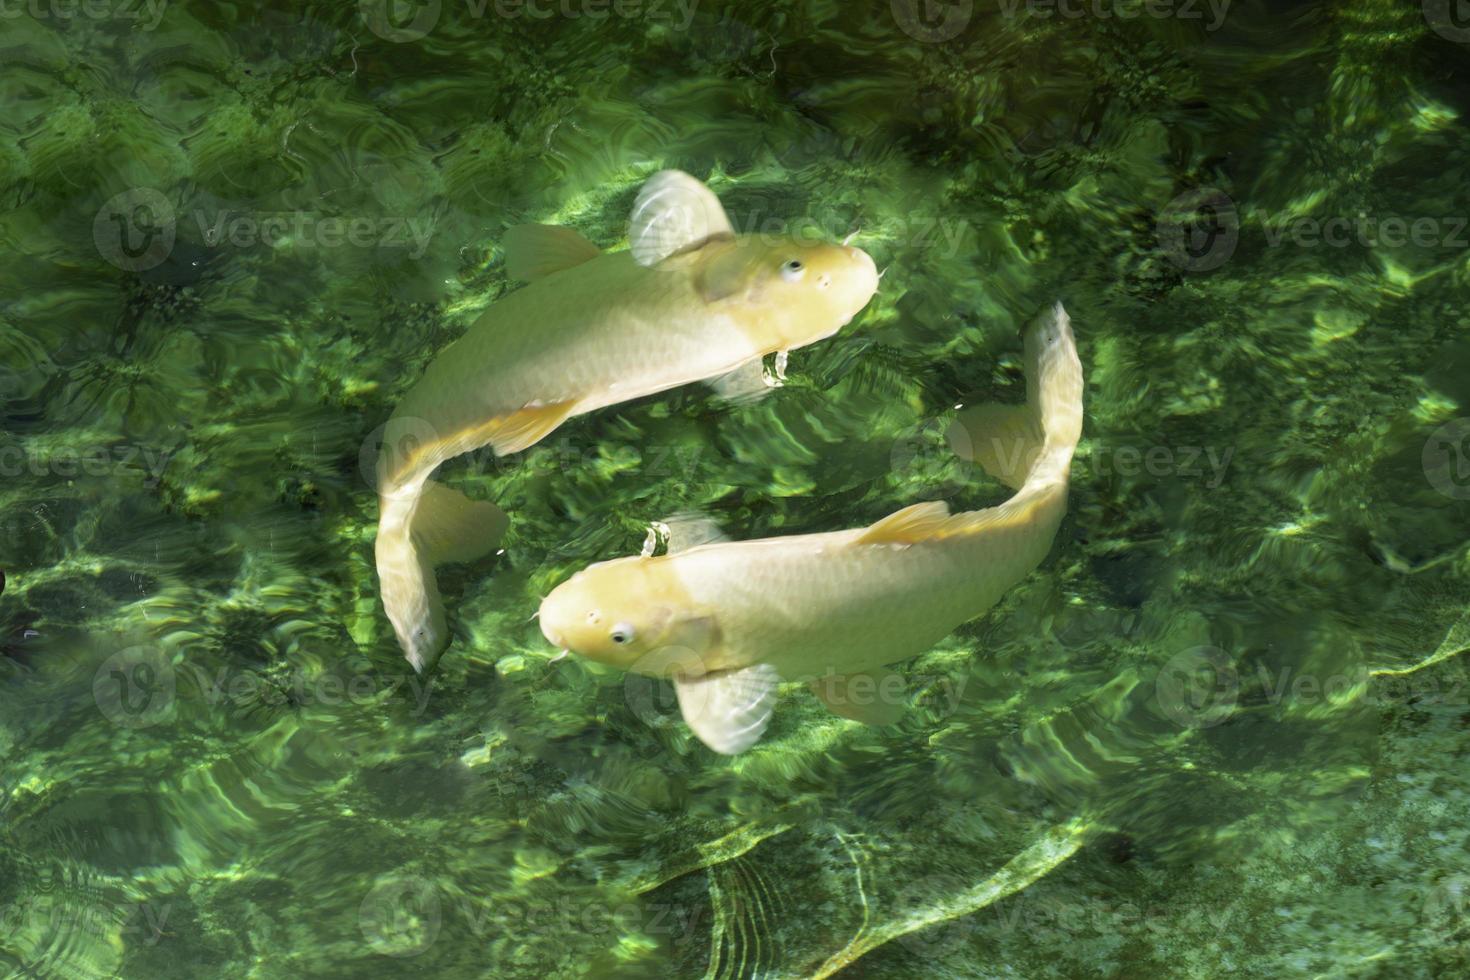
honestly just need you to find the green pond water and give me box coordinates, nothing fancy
[3,0,1470,976]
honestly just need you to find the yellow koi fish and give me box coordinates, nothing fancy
[377,171,880,671]
[538,302,1082,753]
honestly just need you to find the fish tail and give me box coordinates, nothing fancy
[376,480,509,672]
[862,303,1082,547]
[950,301,1082,491]
[1021,300,1083,488]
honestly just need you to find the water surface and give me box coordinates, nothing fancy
[3,1,1470,976]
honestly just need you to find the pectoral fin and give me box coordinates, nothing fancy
[674,663,780,755]
[412,482,509,565]
[707,356,778,403]
[483,400,577,455]
[629,170,734,267]
[645,513,728,556]
[503,224,600,281]
[809,667,907,726]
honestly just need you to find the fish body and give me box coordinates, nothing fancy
[622,495,1066,680]
[376,171,880,670]
[539,302,1083,753]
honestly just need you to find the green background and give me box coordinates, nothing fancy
[2,0,1469,976]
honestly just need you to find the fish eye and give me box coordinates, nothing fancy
[780,258,805,282]
[609,622,636,645]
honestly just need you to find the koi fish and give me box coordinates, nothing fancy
[538,302,1082,753]
[377,171,880,670]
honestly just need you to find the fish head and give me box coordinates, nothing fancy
[701,235,879,350]
[538,556,717,675]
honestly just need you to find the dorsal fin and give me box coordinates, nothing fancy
[480,399,578,455]
[628,170,734,267]
[503,224,600,281]
[707,355,778,402]
[854,500,952,546]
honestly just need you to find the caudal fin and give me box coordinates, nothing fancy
[861,303,1082,547]
[950,302,1082,492]
[376,481,508,672]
